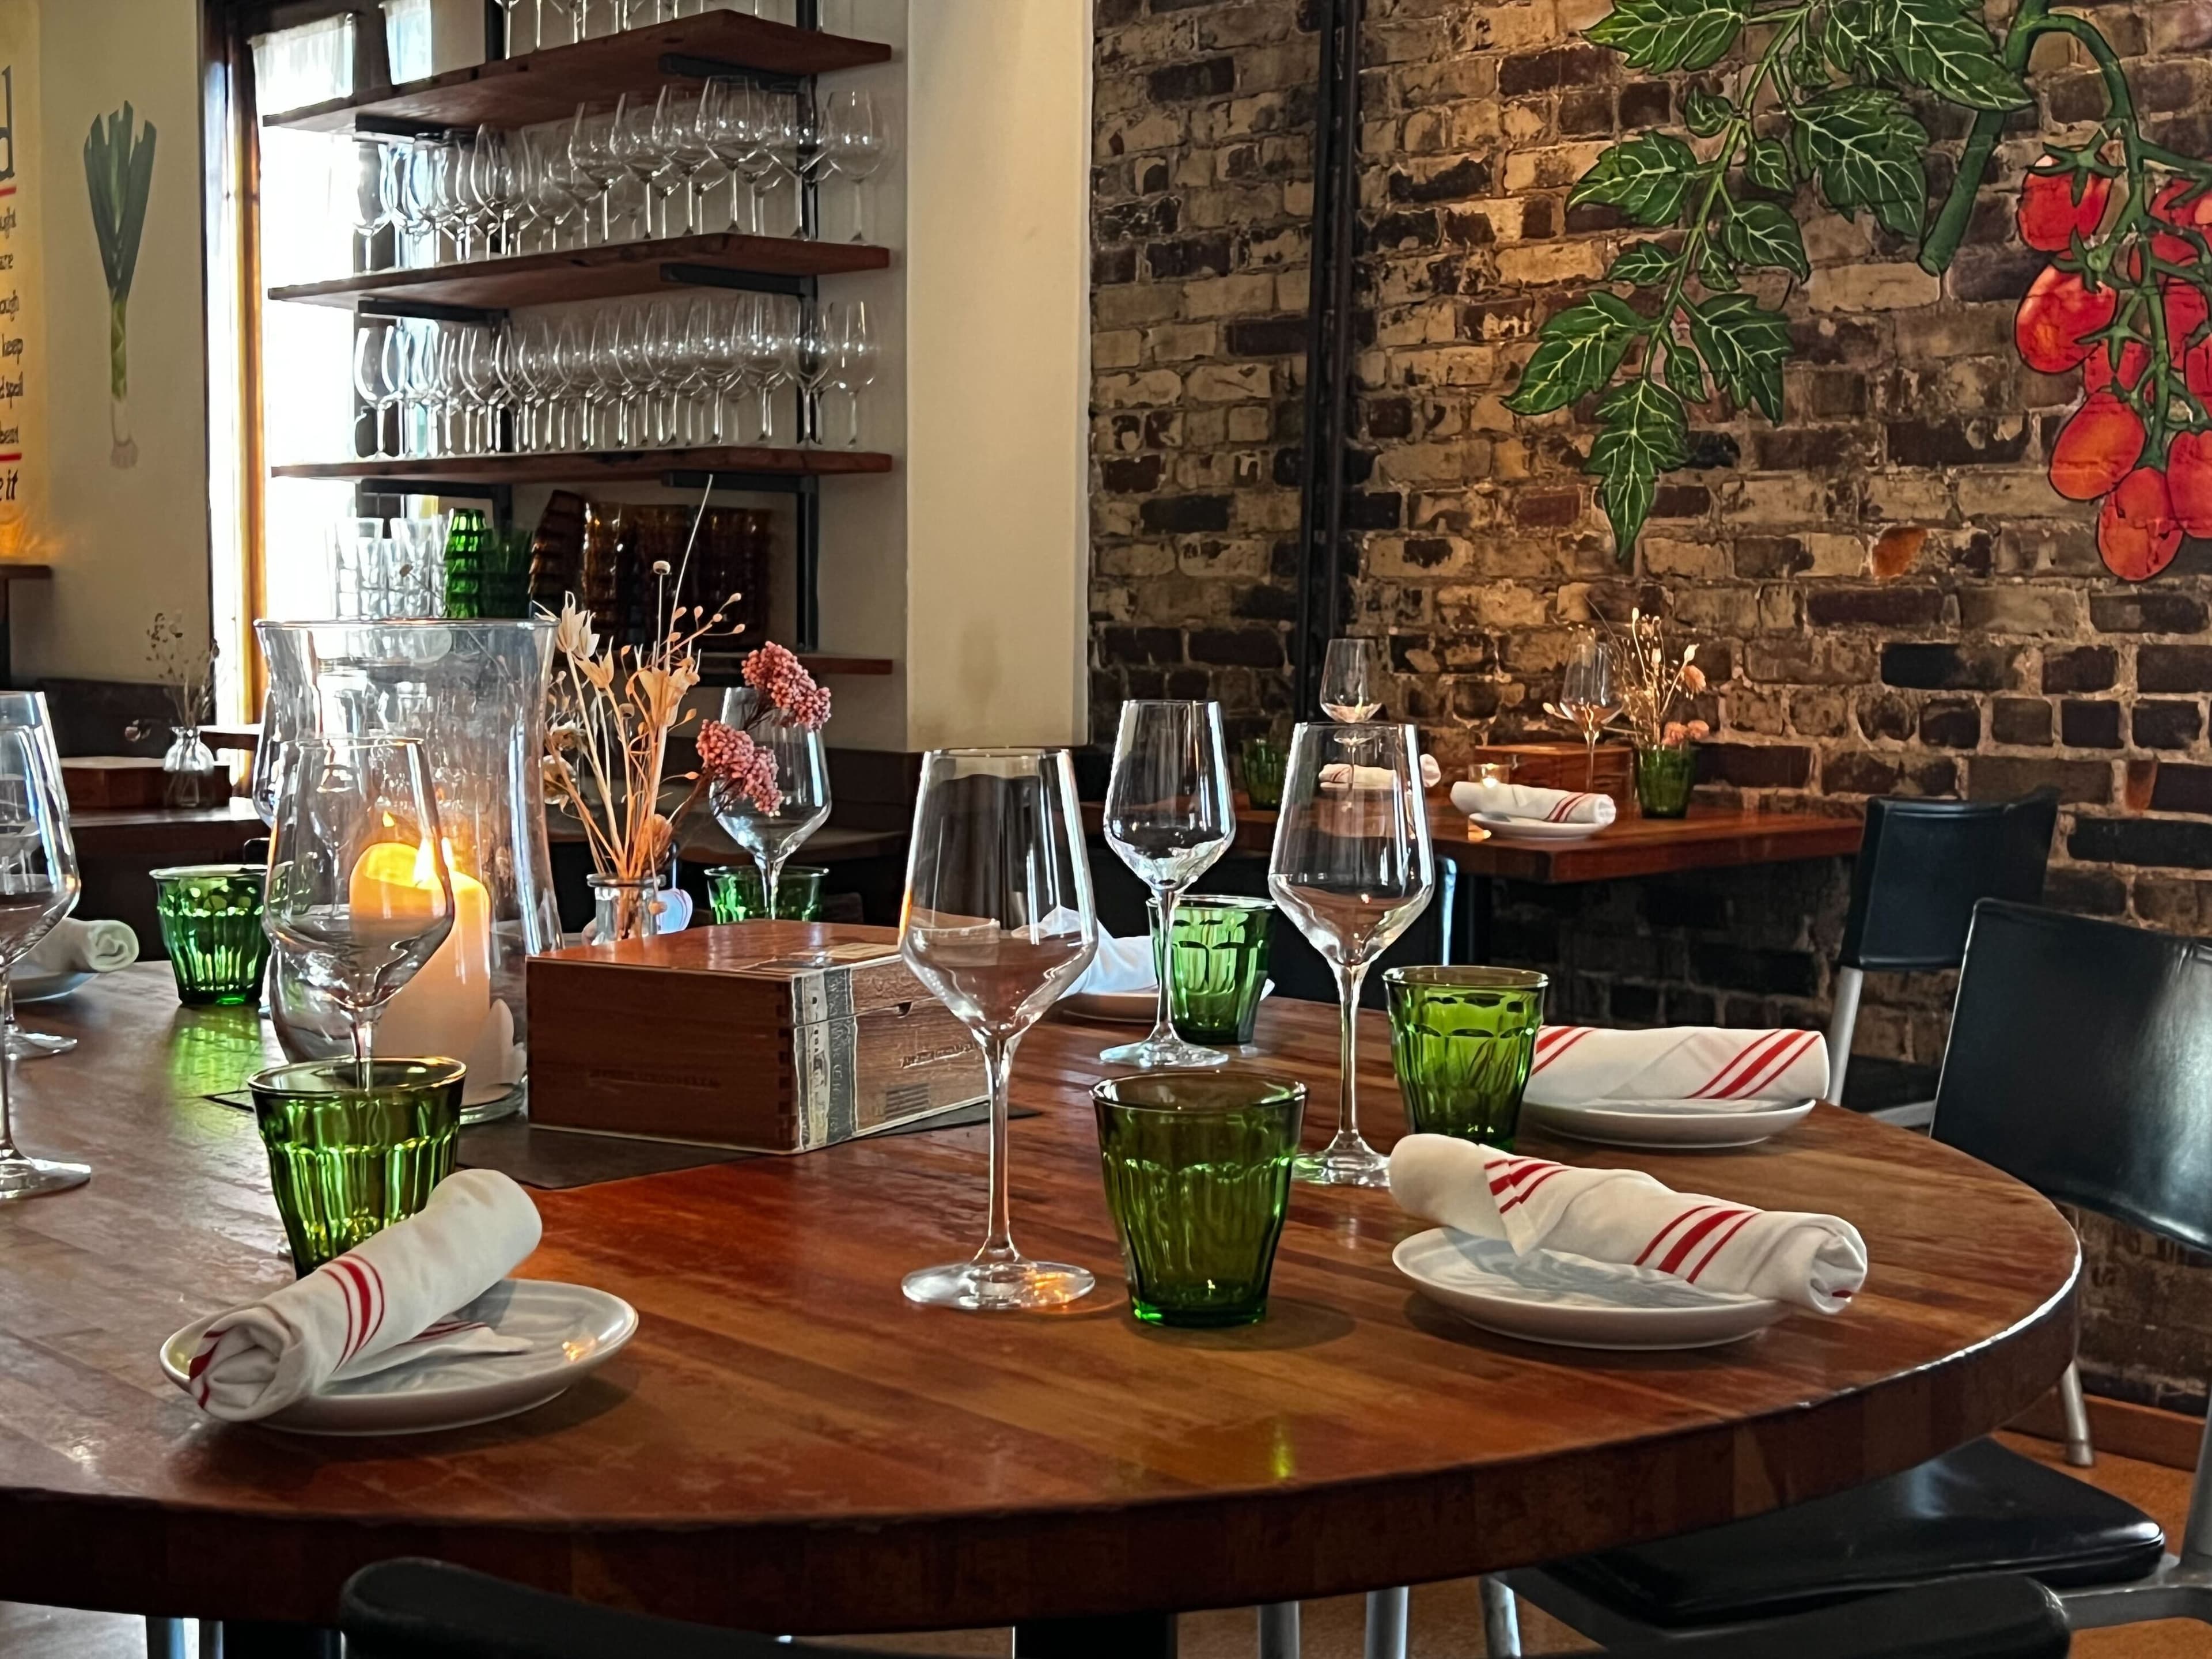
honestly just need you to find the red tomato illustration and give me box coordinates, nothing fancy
[2050,393,2147,501]
[2099,466,2185,581]
[2019,165,2111,252]
[2017,266,2118,374]
[2084,338,2151,392]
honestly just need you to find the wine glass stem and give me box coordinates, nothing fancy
[1335,959,1369,1143]
[350,1005,377,1090]
[0,972,19,1162]
[757,850,786,921]
[1584,730,1597,791]
[973,1033,1021,1267]
[1146,884,1180,1046]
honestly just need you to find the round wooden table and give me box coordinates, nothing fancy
[0,965,2078,1636]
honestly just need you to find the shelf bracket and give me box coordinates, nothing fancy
[660,470,807,495]
[353,112,464,141]
[658,263,810,298]
[357,297,507,326]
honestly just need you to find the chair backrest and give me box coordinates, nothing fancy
[1933,900,2212,1255]
[1838,791,2058,971]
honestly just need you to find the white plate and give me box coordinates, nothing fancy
[1393,1228,1786,1350]
[1525,1097,1816,1150]
[1059,983,1277,1025]
[14,969,92,1003]
[1471,815,1609,842]
[160,1279,638,1436]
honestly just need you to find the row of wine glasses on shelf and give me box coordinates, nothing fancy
[493,0,801,54]
[340,84,885,273]
[350,296,876,460]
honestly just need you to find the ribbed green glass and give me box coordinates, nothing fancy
[1635,743,1698,819]
[1147,894,1273,1045]
[1092,1070,1304,1328]
[1384,967,1548,1151]
[151,864,271,1007]
[705,863,827,922]
[1240,736,1288,809]
[249,1058,465,1275]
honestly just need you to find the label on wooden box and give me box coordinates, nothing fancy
[527,922,987,1154]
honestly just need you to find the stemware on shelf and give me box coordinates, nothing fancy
[830,301,876,447]
[264,736,457,1085]
[0,692,87,1198]
[708,688,831,930]
[822,88,885,243]
[1100,700,1234,1070]
[1319,636,1385,722]
[1558,627,1619,790]
[899,748,1099,1311]
[1267,721,1435,1187]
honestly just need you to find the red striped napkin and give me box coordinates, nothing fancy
[1388,1134,1867,1312]
[1449,781,1617,826]
[180,1169,543,1423]
[1524,1024,1828,1111]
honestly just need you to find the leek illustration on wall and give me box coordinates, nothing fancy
[84,103,156,471]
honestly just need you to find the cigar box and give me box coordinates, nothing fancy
[525,922,987,1153]
[1468,742,1634,809]
[60,756,172,809]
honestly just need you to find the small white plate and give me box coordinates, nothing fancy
[1525,1097,1816,1150]
[14,969,92,1003]
[1471,815,1609,843]
[1394,1228,1786,1350]
[1059,983,1277,1025]
[161,1279,638,1436]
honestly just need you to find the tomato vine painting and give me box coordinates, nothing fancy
[1503,0,2203,582]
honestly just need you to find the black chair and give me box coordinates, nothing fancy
[1502,901,2212,1649]
[339,1559,2073,1659]
[1825,791,2058,1129]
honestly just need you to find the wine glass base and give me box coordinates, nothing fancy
[1099,1035,1229,1069]
[6,1028,77,1060]
[1294,1138,1392,1187]
[0,1154,90,1200]
[902,1257,1096,1312]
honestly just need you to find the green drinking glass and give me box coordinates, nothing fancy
[150,863,271,1007]
[1383,967,1548,1151]
[1092,1070,1304,1328]
[1240,735,1288,809]
[1147,894,1273,1046]
[1635,743,1698,819]
[248,1058,465,1275]
[705,863,827,923]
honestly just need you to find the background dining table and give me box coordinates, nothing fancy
[0,956,2075,1656]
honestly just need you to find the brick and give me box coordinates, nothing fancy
[1146,57,1236,104]
[1223,316,1310,357]
[1991,698,2054,746]
[2090,592,2211,634]
[1186,628,1283,668]
[2150,763,2212,815]
[1956,587,2087,636]
[1099,626,1182,666]
[1883,418,2031,467]
[2070,816,2212,870]
[1805,587,1944,628]
[1880,642,2018,691]
[2042,645,2118,693]
[1918,698,1981,748]
[1969,755,2112,805]
[2140,646,2212,693]
[2134,700,2205,750]
[1139,494,1233,533]
[2060,699,2124,749]
[1685,943,1819,998]
[1697,743,1813,789]
[2043,867,2130,918]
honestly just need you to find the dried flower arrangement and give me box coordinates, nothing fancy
[695,642,833,820]
[146,612,216,729]
[1607,608,1709,753]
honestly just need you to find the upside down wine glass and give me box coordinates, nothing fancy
[0,693,86,1198]
[1101,699,1234,1069]
[1268,722,1435,1187]
[900,748,1099,1311]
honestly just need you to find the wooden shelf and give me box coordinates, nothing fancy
[270,232,891,313]
[271,445,892,487]
[263,13,891,135]
[0,563,52,581]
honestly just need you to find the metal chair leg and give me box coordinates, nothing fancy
[146,1618,186,1659]
[1363,1586,1408,1659]
[1825,964,1863,1105]
[1257,1601,1300,1659]
[1481,1576,1522,1657]
[2061,1361,2096,1468]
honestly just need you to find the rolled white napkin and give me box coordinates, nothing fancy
[24,918,139,975]
[1319,759,1438,794]
[1450,781,1617,827]
[1526,1025,1828,1111]
[181,1169,543,1423]
[1389,1133,1866,1313]
[1067,929,1157,996]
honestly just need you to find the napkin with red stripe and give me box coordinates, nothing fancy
[1389,1134,1866,1312]
[181,1169,543,1423]
[1449,781,1618,827]
[1524,1024,1828,1112]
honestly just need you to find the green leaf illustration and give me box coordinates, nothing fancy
[1795,85,1930,238]
[1684,86,1735,137]
[1821,0,1876,74]
[1662,340,1710,403]
[1607,241,1679,284]
[1876,0,2031,111]
[1745,137,1794,192]
[1570,132,1700,226]
[1587,0,1749,71]
[1505,293,1647,415]
[1720,199,1811,278]
[1690,291,1792,421]
[1588,378,1690,560]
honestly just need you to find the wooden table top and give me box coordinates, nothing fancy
[0,965,2076,1633]
[67,798,264,858]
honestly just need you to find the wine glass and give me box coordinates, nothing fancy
[353,324,399,460]
[796,302,834,444]
[1557,628,1619,790]
[830,300,876,447]
[1267,722,1434,1187]
[0,693,86,1196]
[265,737,456,1085]
[1319,637,1384,721]
[822,88,885,242]
[1100,700,1234,1069]
[899,748,1098,1311]
[709,689,831,927]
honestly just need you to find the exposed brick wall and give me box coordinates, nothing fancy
[1091,0,2212,1410]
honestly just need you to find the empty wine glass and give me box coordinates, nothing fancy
[1557,628,1619,790]
[0,692,86,1198]
[900,748,1098,1311]
[822,88,885,242]
[1320,637,1385,721]
[1267,722,1435,1187]
[796,302,834,444]
[569,104,626,244]
[830,300,876,447]
[741,293,797,442]
[1101,700,1234,1069]
[710,688,831,926]
[354,324,399,459]
[265,737,456,1086]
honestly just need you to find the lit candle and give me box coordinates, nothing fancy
[349,840,491,1082]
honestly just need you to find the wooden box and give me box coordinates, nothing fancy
[1468,742,1634,810]
[61,757,171,809]
[526,922,987,1153]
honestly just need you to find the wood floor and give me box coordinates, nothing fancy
[2,1432,2204,1656]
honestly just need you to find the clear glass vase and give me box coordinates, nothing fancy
[254,620,559,1124]
[588,875,669,944]
[162,726,225,808]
